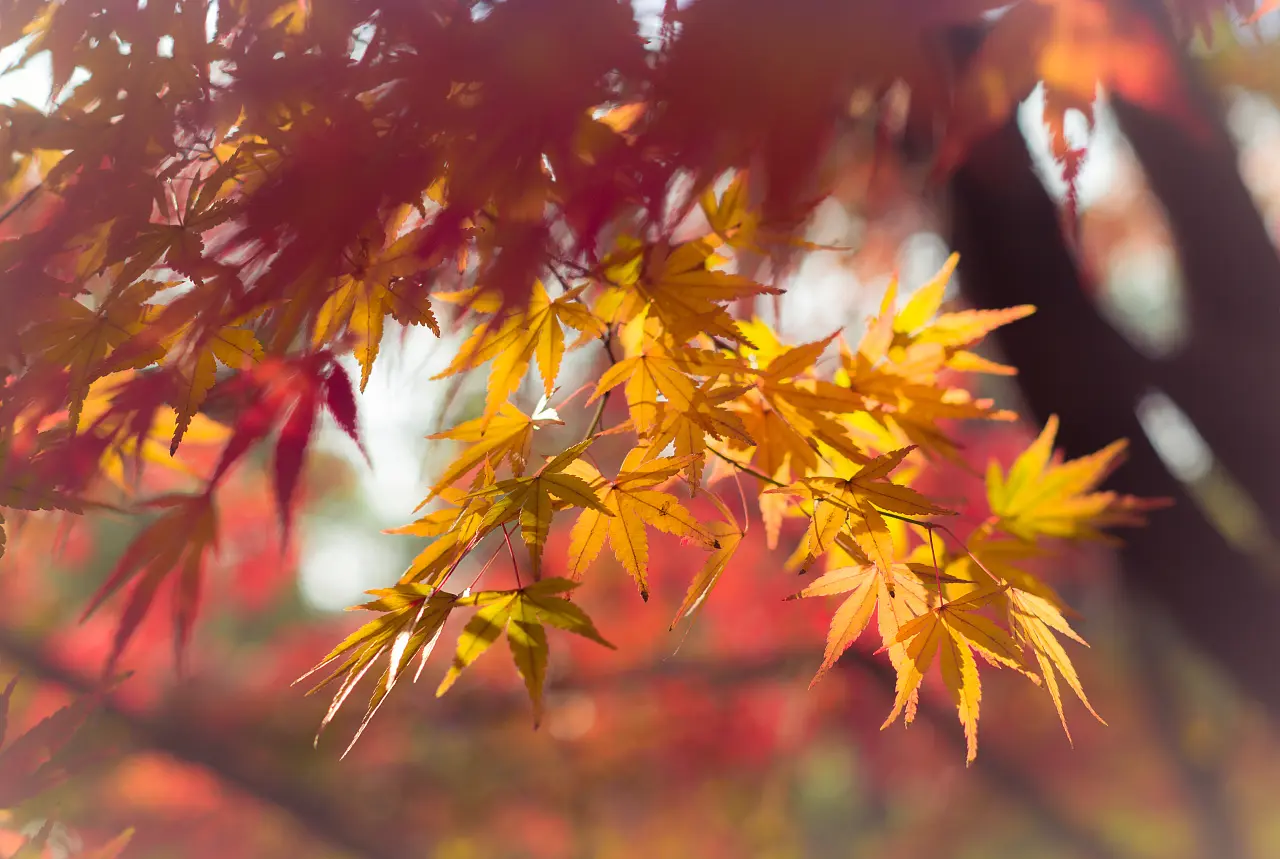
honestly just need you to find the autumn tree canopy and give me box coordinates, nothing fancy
[5,0,1268,779]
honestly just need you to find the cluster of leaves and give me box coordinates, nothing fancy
[301,229,1165,764]
[0,0,1232,764]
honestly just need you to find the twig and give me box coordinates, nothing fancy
[0,184,45,230]
[708,447,785,487]
[580,334,617,442]
[874,508,1007,587]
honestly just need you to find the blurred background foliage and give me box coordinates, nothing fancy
[4,2,1280,859]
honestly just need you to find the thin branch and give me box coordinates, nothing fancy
[0,184,45,230]
[0,625,1122,859]
[568,648,1126,859]
[875,508,1007,587]
[580,333,616,443]
[0,626,416,859]
[438,647,1126,859]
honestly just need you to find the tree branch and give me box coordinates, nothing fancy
[580,333,617,442]
[442,648,1126,859]
[0,184,44,230]
[0,626,417,859]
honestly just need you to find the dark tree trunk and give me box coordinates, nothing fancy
[1105,0,1280,546]
[947,113,1280,720]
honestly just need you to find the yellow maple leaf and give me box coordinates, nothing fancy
[424,398,565,500]
[160,323,263,452]
[641,380,753,489]
[389,480,497,588]
[298,585,458,755]
[600,236,781,344]
[563,449,719,600]
[467,439,611,577]
[790,564,879,685]
[789,555,954,690]
[769,447,952,575]
[77,371,231,492]
[435,578,615,726]
[800,446,955,519]
[21,280,164,428]
[699,171,842,255]
[720,330,871,481]
[587,316,699,437]
[883,588,1030,764]
[432,280,603,420]
[314,251,441,392]
[671,490,746,627]
[1007,586,1105,743]
[986,414,1160,542]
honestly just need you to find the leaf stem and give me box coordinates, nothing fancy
[876,508,1008,590]
[501,524,524,586]
[466,539,507,594]
[708,447,785,487]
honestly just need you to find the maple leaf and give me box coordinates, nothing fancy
[389,474,503,589]
[910,536,1102,741]
[838,262,1034,464]
[672,490,746,627]
[600,237,782,345]
[799,446,955,519]
[944,532,1067,606]
[705,330,873,482]
[118,197,238,284]
[158,323,264,452]
[0,422,87,531]
[986,415,1162,542]
[210,352,364,537]
[298,584,458,756]
[563,449,719,600]
[313,225,446,391]
[436,578,615,726]
[786,555,968,687]
[882,588,1030,764]
[743,333,871,467]
[1007,586,1105,742]
[699,171,835,255]
[433,281,604,420]
[466,439,611,577]
[20,279,164,428]
[769,447,953,574]
[424,397,565,500]
[868,253,1036,376]
[642,380,754,489]
[70,370,231,493]
[789,564,879,685]
[80,492,219,671]
[586,318,704,438]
